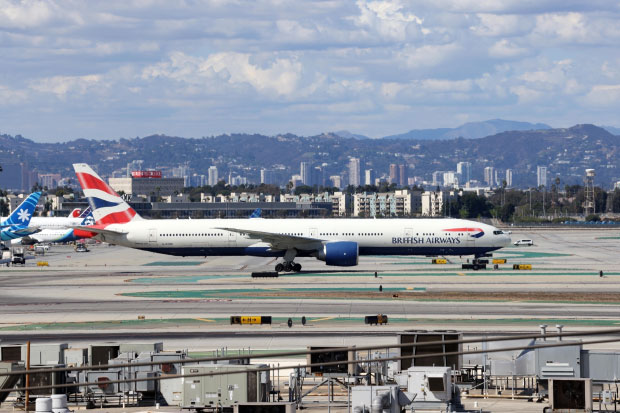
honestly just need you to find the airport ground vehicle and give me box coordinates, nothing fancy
[75,243,89,252]
[11,247,26,265]
[514,239,534,246]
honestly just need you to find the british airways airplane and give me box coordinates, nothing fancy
[73,163,511,272]
[0,192,41,241]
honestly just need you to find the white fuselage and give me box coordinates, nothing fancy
[93,217,510,258]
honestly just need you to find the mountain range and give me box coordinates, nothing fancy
[0,122,619,189]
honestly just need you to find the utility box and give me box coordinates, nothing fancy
[549,378,592,412]
[182,364,270,410]
[21,343,68,365]
[119,342,163,355]
[536,342,581,379]
[407,366,452,403]
[63,348,88,367]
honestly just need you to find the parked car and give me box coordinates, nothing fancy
[514,239,534,246]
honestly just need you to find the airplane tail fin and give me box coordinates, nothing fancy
[249,208,262,218]
[69,208,82,218]
[78,206,92,218]
[73,163,142,225]
[3,192,41,226]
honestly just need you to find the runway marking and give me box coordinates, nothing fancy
[195,317,216,323]
[310,317,336,322]
[457,272,466,276]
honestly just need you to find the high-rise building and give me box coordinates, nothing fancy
[365,169,375,186]
[456,162,471,185]
[330,175,342,188]
[311,166,325,187]
[260,168,275,185]
[348,158,360,187]
[399,164,407,186]
[505,169,513,187]
[300,162,311,185]
[484,166,495,187]
[208,166,218,186]
[537,166,547,188]
[389,164,398,184]
[432,171,444,187]
[443,171,457,187]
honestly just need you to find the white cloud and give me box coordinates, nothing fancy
[143,51,302,96]
[585,85,620,106]
[470,14,531,37]
[29,75,104,98]
[489,39,528,58]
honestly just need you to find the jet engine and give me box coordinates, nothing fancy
[318,241,359,266]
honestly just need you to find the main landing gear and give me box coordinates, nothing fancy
[462,253,492,271]
[275,248,302,273]
[275,262,302,273]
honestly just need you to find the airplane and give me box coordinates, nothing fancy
[72,163,511,272]
[0,192,42,241]
[20,208,94,245]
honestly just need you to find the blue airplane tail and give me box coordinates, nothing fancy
[3,192,41,226]
[249,208,262,218]
[78,206,92,218]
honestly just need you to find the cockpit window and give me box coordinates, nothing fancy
[493,230,503,235]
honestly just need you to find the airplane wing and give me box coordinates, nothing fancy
[70,225,127,236]
[216,227,323,251]
[13,226,41,235]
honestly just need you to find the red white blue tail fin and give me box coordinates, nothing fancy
[73,163,142,225]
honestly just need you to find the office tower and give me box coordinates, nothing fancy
[348,158,360,187]
[484,166,495,186]
[300,162,311,185]
[208,166,218,186]
[399,164,406,186]
[537,166,547,187]
[365,169,375,186]
[457,162,471,184]
[505,169,513,187]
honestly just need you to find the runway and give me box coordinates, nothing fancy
[1,227,620,350]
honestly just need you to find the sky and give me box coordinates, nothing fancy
[1,0,620,142]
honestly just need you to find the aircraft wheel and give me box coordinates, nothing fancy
[275,263,284,272]
[293,263,302,272]
[284,262,293,272]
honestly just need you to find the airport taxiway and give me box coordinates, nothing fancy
[1,227,619,350]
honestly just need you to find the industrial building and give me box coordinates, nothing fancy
[108,170,184,199]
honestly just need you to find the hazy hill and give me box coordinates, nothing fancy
[384,119,552,140]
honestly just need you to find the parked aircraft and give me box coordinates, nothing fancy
[0,192,42,241]
[20,208,94,244]
[73,163,511,272]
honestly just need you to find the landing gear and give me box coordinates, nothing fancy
[462,254,491,271]
[274,248,302,273]
[275,262,302,273]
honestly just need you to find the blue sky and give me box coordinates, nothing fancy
[1,0,619,141]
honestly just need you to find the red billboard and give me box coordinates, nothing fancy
[131,170,162,178]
